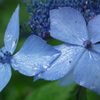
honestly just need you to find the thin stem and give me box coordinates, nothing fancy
[73,86,87,100]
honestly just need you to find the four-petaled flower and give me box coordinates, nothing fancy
[0,5,60,91]
[35,7,100,95]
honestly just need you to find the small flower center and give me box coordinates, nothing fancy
[83,40,92,49]
[0,50,11,64]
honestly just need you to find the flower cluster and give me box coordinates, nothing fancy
[1,0,100,96]
[22,0,100,39]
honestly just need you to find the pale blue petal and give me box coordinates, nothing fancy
[11,35,60,76]
[88,15,100,44]
[0,64,11,91]
[50,7,88,45]
[74,45,100,95]
[4,5,20,54]
[58,69,75,86]
[34,44,85,81]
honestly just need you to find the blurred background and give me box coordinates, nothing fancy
[0,0,100,100]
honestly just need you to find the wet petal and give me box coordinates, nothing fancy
[35,44,85,81]
[11,35,60,76]
[4,5,20,54]
[88,15,100,43]
[74,45,100,95]
[50,7,88,45]
[0,64,11,91]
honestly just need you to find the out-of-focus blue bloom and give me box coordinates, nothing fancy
[23,0,100,39]
[0,5,60,91]
[35,7,100,95]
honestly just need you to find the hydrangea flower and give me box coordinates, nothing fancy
[0,5,60,91]
[35,7,100,94]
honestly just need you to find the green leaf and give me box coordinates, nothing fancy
[25,81,76,100]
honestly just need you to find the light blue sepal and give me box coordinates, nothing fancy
[34,44,85,81]
[4,5,20,54]
[0,63,11,92]
[11,35,60,76]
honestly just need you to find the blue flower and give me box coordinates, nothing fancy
[35,7,100,95]
[0,5,60,91]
